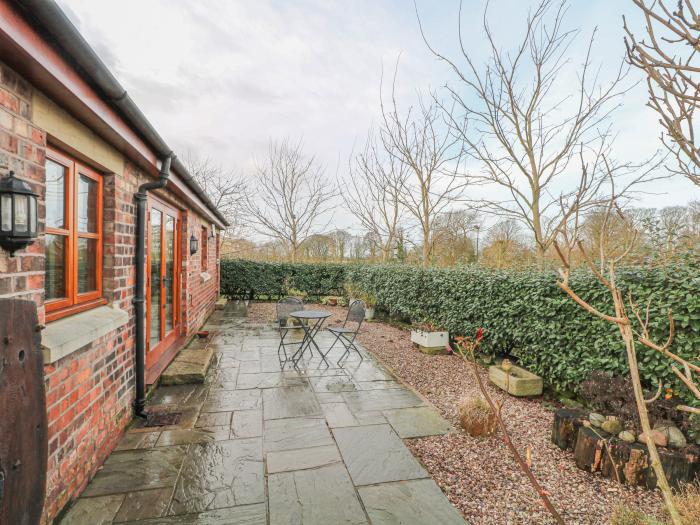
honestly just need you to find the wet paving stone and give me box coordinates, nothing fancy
[239,360,261,373]
[355,380,403,390]
[342,388,425,413]
[333,424,427,486]
[132,503,267,524]
[231,410,263,438]
[82,446,187,497]
[59,494,123,524]
[310,375,358,393]
[204,367,239,384]
[201,389,262,412]
[113,488,172,522]
[156,429,216,446]
[358,479,466,524]
[114,431,160,451]
[263,417,333,452]
[148,385,199,406]
[262,385,322,420]
[383,406,454,438]
[169,438,264,514]
[321,403,358,428]
[268,463,368,525]
[266,444,342,474]
[195,411,232,428]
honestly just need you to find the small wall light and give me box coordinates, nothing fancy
[189,232,199,255]
[0,171,39,256]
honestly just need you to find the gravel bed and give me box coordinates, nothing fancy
[246,301,664,525]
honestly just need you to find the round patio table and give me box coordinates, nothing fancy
[288,310,331,366]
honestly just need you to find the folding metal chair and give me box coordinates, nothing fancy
[324,299,366,366]
[276,297,304,364]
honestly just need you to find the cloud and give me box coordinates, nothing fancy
[56,0,697,236]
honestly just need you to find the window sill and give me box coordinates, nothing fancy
[200,272,212,283]
[41,304,129,364]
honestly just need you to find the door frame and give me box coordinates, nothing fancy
[145,195,182,372]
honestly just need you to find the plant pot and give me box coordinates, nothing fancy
[364,307,375,320]
[327,298,337,306]
[410,329,449,354]
[488,363,543,396]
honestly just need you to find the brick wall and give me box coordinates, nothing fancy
[0,61,46,316]
[0,61,221,523]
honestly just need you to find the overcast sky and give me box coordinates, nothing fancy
[58,0,698,236]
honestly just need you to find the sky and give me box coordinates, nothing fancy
[58,0,699,238]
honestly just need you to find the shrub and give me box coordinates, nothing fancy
[458,397,496,437]
[220,257,700,403]
[610,506,663,525]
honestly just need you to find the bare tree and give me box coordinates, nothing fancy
[554,199,691,525]
[344,130,407,262]
[419,0,661,264]
[185,152,246,240]
[432,209,478,265]
[244,139,336,262]
[624,0,700,187]
[380,66,467,267]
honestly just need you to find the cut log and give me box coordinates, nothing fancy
[571,425,700,488]
[551,408,587,451]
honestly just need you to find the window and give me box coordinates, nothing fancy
[201,226,208,269]
[45,149,104,322]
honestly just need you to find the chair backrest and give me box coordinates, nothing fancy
[277,296,303,325]
[345,299,366,327]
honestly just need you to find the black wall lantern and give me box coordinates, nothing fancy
[189,231,199,255]
[0,171,39,256]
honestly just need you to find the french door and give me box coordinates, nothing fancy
[146,198,181,370]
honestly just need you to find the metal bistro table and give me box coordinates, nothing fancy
[288,310,331,366]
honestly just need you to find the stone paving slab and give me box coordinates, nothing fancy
[383,406,454,438]
[60,303,465,525]
[168,438,264,514]
[333,424,428,486]
[268,463,368,525]
[358,479,466,525]
[82,446,187,497]
[160,340,215,386]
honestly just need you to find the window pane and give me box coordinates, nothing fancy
[29,196,36,233]
[14,194,28,232]
[77,237,97,294]
[165,216,175,333]
[77,174,98,233]
[45,234,66,300]
[1,194,11,231]
[46,159,66,229]
[150,209,162,347]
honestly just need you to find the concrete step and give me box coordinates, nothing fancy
[160,336,215,385]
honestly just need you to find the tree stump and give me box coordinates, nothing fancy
[551,408,586,451]
[571,425,700,488]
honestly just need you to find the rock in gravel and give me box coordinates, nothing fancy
[619,431,636,443]
[589,413,605,428]
[638,429,668,447]
[654,425,687,449]
[601,416,622,435]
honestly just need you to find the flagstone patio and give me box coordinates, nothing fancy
[59,302,466,525]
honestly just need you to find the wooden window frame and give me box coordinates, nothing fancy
[201,225,208,270]
[45,149,105,322]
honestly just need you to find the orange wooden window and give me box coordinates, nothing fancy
[45,148,105,322]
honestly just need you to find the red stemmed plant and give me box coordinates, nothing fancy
[452,329,566,525]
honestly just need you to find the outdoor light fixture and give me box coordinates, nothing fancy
[0,171,39,256]
[189,231,199,255]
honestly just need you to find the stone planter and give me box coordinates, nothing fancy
[410,330,449,354]
[364,307,375,320]
[488,363,543,396]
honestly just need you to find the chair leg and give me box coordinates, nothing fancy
[337,333,363,366]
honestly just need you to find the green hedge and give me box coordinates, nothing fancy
[220,259,346,298]
[220,257,700,401]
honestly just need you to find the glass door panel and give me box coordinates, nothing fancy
[164,215,175,333]
[150,208,162,347]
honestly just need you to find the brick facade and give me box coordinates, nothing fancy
[0,60,221,523]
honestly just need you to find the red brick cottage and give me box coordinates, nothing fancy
[0,1,226,521]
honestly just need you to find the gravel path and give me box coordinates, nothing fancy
[247,301,664,525]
